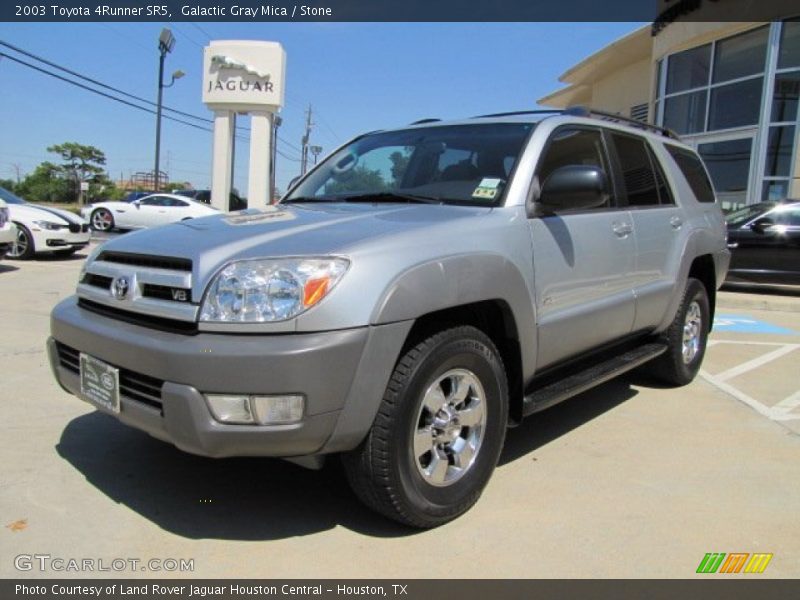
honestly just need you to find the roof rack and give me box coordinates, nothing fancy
[410,118,442,125]
[470,106,679,140]
[472,109,563,119]
[565,106,680,139]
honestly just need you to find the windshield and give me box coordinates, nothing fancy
[0,187,27,205]
[284,123,535,206]
[726,202,775,227]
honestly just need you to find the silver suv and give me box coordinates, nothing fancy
[48,109,730,528]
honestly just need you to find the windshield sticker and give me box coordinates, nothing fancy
[224,206,295,226]
[472,178,503,200]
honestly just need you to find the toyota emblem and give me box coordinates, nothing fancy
[111,276,130,300]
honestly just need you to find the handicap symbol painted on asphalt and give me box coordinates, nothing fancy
[713,313,797,335]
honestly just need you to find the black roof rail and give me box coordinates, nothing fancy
[472,109,563,119]
[410,118,441,125]
[566,105,680,139]
[469,106,680,140]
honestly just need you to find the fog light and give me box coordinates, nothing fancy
[205,394,253,424]
[205,394,304,425]
[251,395,304,425]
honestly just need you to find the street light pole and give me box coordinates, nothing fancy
[154,28,182,192]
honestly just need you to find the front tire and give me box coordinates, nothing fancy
[343,325,508,528]
[91,208,114,232]
[7,223,35,260]
[649,278,710,386]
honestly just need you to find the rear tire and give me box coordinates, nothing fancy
[649,278,710,386]
[342,325,508,528]
[7,223,35,260]
[91,208,114,232]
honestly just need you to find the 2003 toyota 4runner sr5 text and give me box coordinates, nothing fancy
[49,109,730,527]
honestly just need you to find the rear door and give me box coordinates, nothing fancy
[607,132,684,331]
[528,125,637,369]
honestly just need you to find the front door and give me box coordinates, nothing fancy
[528,126,636,370]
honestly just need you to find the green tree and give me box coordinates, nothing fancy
[0,178,17,194]
[47,142,108,204]
[15,162,72,203]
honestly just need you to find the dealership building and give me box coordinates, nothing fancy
[539,17,800,211]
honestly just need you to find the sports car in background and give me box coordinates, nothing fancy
[81,193,219,231]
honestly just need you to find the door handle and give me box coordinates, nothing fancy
[612,221,632,237]
[670,216,683,230]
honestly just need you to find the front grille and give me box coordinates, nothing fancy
[82,223,90,233]
[142,283,192,303]
[68,223,81,233]
[83,273,112,290]
[55,342,164,411]
[97,251,192,272]
[78,298,198,335]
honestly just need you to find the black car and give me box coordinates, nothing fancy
[726,201,800,285]
[174,189,246,211]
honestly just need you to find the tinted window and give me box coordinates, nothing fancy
[708,77,763,130]
[536,127,610,210]
[139,196,167,206]
[665,145,716,203]
[771,72,800,122]
[666,44,711,94]
[779,20,800,69]
[764,126,795,177]
[712,26,768,84]
[663,90,707,135]
[611,133,659,206]
[649,146,674,205]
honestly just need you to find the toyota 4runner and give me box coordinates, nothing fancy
[48,108,730,527]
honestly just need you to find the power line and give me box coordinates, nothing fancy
[0,39,212,125]
[0,51,214,134]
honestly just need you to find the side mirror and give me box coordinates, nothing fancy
[750,217,774,234]
[132,200,141,208]
[287,176,301,191]
[534,165,609,216]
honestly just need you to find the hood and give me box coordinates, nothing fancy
[9,203,85,225]
[95,202,492,276]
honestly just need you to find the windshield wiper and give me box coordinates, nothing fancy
[338,192,443,204]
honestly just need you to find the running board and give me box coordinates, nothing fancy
[522,342,668,416]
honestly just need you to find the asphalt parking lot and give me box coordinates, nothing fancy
[1,245,799,579]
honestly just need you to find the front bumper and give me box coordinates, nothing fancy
[49,296,411,458]
[35,228,91,252]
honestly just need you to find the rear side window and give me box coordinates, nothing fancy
[665,145,716,203]
[610,133,661,206]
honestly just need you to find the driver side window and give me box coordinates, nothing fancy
[536,127,611,210]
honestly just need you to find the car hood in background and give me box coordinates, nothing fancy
[9,203,85,225]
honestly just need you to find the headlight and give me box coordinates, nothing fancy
[33,220,67,231]
[199,257,349,323]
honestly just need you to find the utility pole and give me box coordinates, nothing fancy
[300,105,314,175]
[271,115,282,202]
[11,163,21,184]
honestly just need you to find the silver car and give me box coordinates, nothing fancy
[48,109,729,527]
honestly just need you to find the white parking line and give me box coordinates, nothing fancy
[700,340,800,422]
[773,390,800,414]
[714,344,800,382]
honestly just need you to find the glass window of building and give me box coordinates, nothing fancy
[697,139,752,207]
[771,72,800,122]
[657,26,768,135]
[778,20,800,69]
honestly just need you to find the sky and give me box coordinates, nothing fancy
[0,22,642,195]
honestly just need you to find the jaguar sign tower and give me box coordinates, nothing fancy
[202,40,286,210]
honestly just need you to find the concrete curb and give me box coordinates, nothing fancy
[717,290,800,313]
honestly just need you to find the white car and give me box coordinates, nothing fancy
[0,187,91,260]
[81,193,219,231]
[0,198,16,260]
